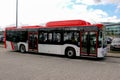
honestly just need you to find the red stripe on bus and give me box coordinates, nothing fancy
[10,42,14,50]
[4,31,7,48]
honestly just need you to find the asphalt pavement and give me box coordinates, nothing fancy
[0,47,120,80]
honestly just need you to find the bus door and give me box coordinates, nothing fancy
[28,32,38,52]
[80,31,98,57]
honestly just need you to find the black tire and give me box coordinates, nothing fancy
[65,47,76,58]
[20,45,26,53]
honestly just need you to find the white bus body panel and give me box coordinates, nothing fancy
[97,48,107,58]
[61,44,80,57]
[38,44,80,56]
[6,41,28,52]
[6,41,106,58]
[17,42,28,52]
[38,44,62,55]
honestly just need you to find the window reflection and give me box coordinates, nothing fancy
[81,32,97,54]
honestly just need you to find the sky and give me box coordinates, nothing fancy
[0,0,120,29]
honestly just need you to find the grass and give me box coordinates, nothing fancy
[0,42,4,45]
[110,50,120,53]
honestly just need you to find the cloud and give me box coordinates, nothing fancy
[94,0,101,3]
[0,0,120,29]
[94,0,120,13]
[75,0,97,5]
[116,5,120,13]
[102,0,120,4]
[61,0,120,23]
[12,0,120,26]
[0,0,16,28]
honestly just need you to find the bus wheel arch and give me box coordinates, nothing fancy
[19,44,26,53]
[65,47,76,58]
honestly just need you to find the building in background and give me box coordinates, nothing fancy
[102,22,120,37]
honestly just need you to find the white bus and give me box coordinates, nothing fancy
[4,20,107,58]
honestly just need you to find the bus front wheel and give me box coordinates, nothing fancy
[20,45,26,53]
[65,47,76,58]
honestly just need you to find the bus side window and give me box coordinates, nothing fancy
[64,32,73,42]
[53,32,61,43]
[43,33,47,42]
[6,31,11,41]
[64,32,79,45]
[19,31,27,42]
[56,33,61,42]
[38,32,44,43]
[64,32,68,41]
[48,33,52,42]
[38,32,48,43]
[98,31,102,48]
[74,32,79,42]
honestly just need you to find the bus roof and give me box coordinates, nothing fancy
[5,25,43,30]
[5,20,104,30]
[21,25,43,29]
[46,20,91,28]
[5,27,16,30]
[92,24,104,29]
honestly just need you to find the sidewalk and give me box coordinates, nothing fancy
[0,44,4,48]
[107,52,120,58]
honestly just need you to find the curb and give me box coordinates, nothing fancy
[0,44,4,48]
[107,53,120,58]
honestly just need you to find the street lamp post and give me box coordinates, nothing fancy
[16,0,18,28]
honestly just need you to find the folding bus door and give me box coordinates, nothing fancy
[80,31,98,57]
[28,32,38,52]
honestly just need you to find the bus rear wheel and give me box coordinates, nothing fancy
[20,45,26,53]
[65,47,76,58]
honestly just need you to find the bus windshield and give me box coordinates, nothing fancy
[98,30,107,48]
